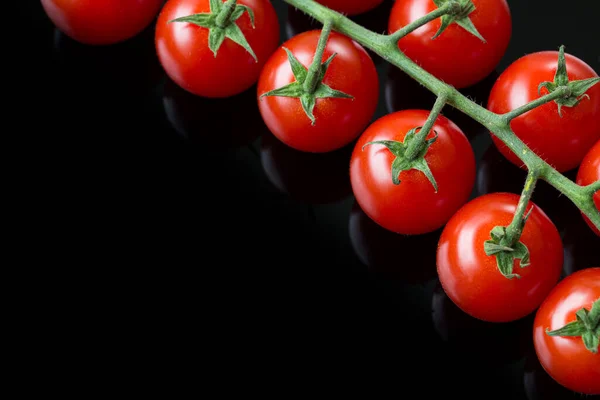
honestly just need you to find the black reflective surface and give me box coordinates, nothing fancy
[27,0,599,395]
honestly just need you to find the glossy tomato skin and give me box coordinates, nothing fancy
[350,110,475,235]
[576,141,600,236]
[156,0,280,98]
[437,193,563,323]
[388,0,511,89]
[258,30,379,153]
[316,0,384,16]
[41,0,164,45]
[488,52,600,172]
[533,268,600,395]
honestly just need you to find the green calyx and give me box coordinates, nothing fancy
[432,0,485,42]
[169,0,257,61]
[538,45,600,117]
[546,299,600,354]
[484,211,533,279]
[259,48,353,125]
[363,128,439,191]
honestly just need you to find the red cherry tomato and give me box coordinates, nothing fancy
[576,140,600,236]
[488,51,600,172]
[350,110,475,234]
[41,0,164,45]
[533,268,600,395]
[315,0,384,16]
[156,0,280,98]
[258,30,379,153]
[437,193,563,323]
[388,0,511,89]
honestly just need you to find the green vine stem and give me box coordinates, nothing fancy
[283,0,600,230]
[404,94,447,160]
[303,20,333,94]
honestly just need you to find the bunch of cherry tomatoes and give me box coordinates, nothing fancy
[41,0,599,394]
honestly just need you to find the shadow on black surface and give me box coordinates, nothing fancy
[260,131,354,204]
[385,67,499,140]
[52,23,163,96]
[349,201,439,284]
[432,281,533,367]
[285,0,394,64]
[161,78,264,151]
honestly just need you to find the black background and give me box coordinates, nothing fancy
[22,0,599,396]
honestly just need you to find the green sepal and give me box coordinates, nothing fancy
[300,94,317,125]
[284,48,308,82]
[168,0,257,61]
[546,321,587,337]
[232,5,255,27]
[362,127,439,191]
[209,0,223,13]
[431,0,485,42]
[260,82,305,98]
[169,13,214,27]
[259,49,353,125]
[484,225,531,279]
[208,28,226,57]
[546,299,600,354]
[223,22,257,61]
[538,45,600,117]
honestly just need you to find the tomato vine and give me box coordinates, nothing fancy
[283,0,600,233]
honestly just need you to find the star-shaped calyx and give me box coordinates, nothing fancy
[538,45,600,117]
[547,299,600,354]
[169,0,257,61]
[432,0,485,42]
[260,24,353,125]
[483,210,533,280]
[363,128,439,191]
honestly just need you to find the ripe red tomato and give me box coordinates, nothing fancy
[533,268,600,395]
[437,193,563,323]
[388,0,511,89]
[258,30,379,153]
[488,51,600,172]
[350,110,475,235]
[315,0,384,16]
[576,140,600,236]
[156,0,280,98]
[41,0,164,45]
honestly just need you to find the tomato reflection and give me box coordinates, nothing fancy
[162,78,263,149]
[348,200,439,283]
[52,25,162,95]
[260,131,353,204]
[431,281,533,366]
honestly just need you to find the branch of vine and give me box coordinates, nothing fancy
[282,0,600,230]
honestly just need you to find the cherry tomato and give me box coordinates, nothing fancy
[315,0,384,16]
[388,0,511,89]
[533,267,600,395]
[41,0,164,45]
[576,140,600,236]
[437,193,563,323]
[350,110,475,235]
[488,51,600,172]
[258,30,379,153]
[156,0,280,98]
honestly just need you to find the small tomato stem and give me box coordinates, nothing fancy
[404,93,448,160]
[303,20,333,94]
[503,86,571,122]
[588,180,600,194]
[389,2,454,43]
[215,0,238,28]
[505,170,540,245]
